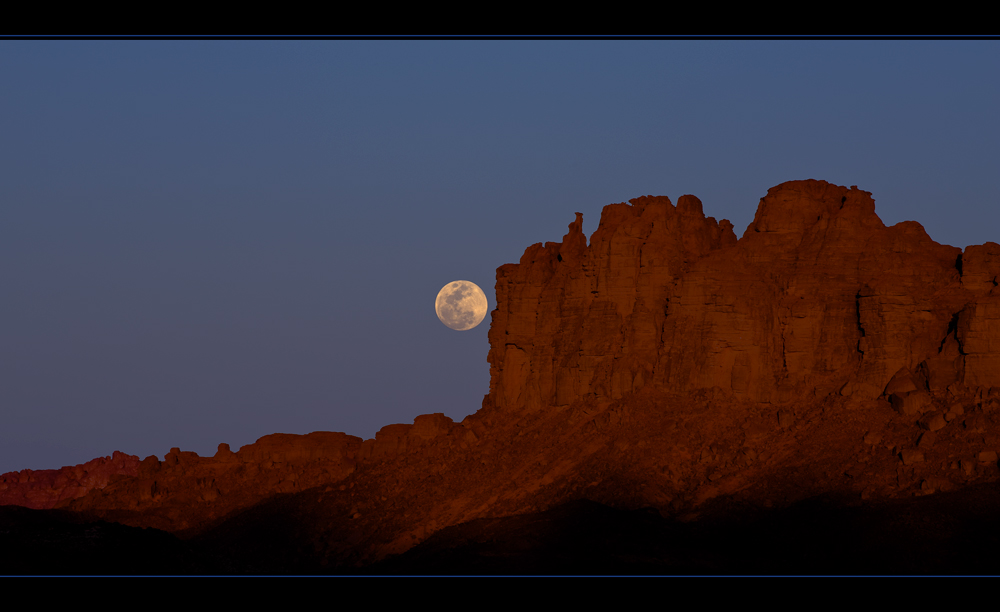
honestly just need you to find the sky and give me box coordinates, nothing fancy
[2,39,999,474]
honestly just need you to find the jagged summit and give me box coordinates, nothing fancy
[4,180,1000,573]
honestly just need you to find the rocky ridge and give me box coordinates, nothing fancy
[0,451,139,510]
[4,179,1000,571]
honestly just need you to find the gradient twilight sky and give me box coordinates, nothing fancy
[2,40,998,474]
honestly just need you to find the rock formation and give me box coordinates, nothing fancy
[0,451,139,510]
[4,179,1000,573]
[54,432,363,533]
[486,180,990,411]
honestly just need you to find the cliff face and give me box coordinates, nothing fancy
[487,180,998,413]
[5,180,1000,570]
[487,194,735,412]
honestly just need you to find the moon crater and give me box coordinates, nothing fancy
[435,281,488,331]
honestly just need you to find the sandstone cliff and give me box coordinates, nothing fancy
[5,179,1000,571]
[487,179,998,412]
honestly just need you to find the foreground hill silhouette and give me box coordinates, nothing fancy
[3,179,1000,574]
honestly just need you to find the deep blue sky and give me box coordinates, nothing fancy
[2,40,998,473]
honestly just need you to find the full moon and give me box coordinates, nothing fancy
[435,280,488,331]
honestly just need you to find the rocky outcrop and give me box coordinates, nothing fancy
[0,451,139,510]
[6,180,1000,572]
[487,195,736,413]
[487,180,974,412]
[56,415,467,534]
[960,242,1000,295]
[59,432,362,532]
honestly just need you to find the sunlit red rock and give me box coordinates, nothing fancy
[0,451,139,510]
[5,180,1000,572]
